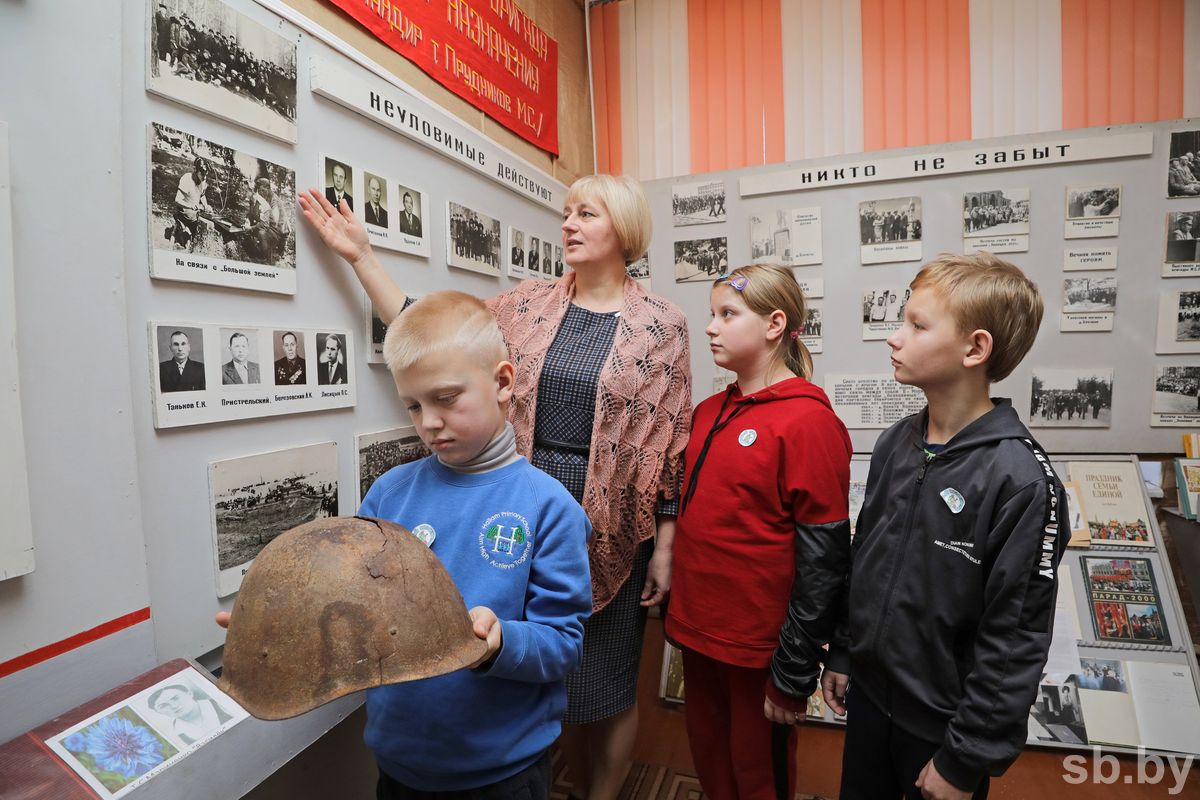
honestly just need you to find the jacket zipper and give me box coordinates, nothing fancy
[868,448,936,712]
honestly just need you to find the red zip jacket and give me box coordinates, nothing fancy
[666,377,852,708]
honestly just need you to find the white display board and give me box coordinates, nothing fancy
[641,121,1200,454]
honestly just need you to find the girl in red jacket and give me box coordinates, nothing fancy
[665,265,852,800]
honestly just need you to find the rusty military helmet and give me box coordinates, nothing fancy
[219,516,488,720]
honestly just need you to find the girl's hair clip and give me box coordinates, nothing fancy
[789,330,801,341]
[726,274,749,291]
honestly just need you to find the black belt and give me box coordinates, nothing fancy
[533,437,590,454]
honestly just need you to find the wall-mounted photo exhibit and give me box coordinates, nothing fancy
[1064,245,1117,272]
[825,373,926,429]
[1028,368,1113,428]
[861,286,910,340]
[674,237,728,283]
[1060,277,1116,332]
[356,426,430,505]
[626,256,650,287]
[446,201,502,276]
[365,300,387,365]
[148,322,356,428]
[749,207,822,266]
[209,441,338,597]
[1167,130,1200,198]
[1064,185,1120,239]
[538,237,555,279]
[1164,211,1200,277]
[859,197,922,265]
[507,227,527,279]
[1152,364,1200,427]
[146,0,297,143]
[962,188,1029,253]
[356,167,430,258]
[1155,289,1200,354]
[148,123,296,293]
[672,180,726,226]
[800,303,823,354]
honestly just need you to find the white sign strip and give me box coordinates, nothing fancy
[310,57,565,210]
[740,131,1154,196]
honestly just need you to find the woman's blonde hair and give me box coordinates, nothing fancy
[565,174,651,265]
[714,264,814,379]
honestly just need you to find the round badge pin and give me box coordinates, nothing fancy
[411,523,437,547]
[738,429,758,447]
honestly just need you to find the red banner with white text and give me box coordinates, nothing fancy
[328,0,559,155]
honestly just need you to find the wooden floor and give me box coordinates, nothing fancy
[632,614,1200,799]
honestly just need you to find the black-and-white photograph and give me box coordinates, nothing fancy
[541,240,553,276]
[356,426,430,504]
[862,287,910,324]
[447,201,501,276]
[362,171,388,229]
[272,330,307,387]
[367,305,387,364]
[554,245,564,277]
[396,184,424,239]
[749,207,822,266]
[1177,291,1200,342]
[315,332,349,386]
[1167,130,1200,198]
[1029,368,1113,428]
[147,0,297,142]
[1029,679,1088,745]
[1153,366,1200,416]
[219,327,261,387]
[209,442,337,596]
[156,325,206,394]
[626,256,650,281]
[1166,211,1200,263]
[674,237,728,283]
[527,235,541,274]
[324,157,353,212]
[507,227,526,278]
[799,305,823,353]
[149,123,296,293]
[1063,277,1117,313]
[859,197,922,244]
[672,180,726,226]
[962,189,1030,236]
[1066,185,1121,219]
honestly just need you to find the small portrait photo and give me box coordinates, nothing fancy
[1176,291,1200,341]
[396,184,423,238]
[1029,368,1113,427]
[554,245,564,277]
[510,229,525,269]
[862,288,909,323]
[672,180,726,226]
[674,237,728,283]
[1066,185,1120,219]
[156,325,206,394]
[316,332,349,385]
[1166,211,1200,263]
[1062,277,1116,313]
[1076,658,1128,693]
[447,201,501,275]
[626,256,650,280]
[542,240,553,275]
[802,306,822,337]
[527,236,541,273]
[1153,366,1200,414]
[219,328,261,387]
[1030,679,1087,745]
[962,188,1030,237]
[146,678,234,748]
[324,158,353,212]
[272,330,306,387]
[147,0,298,143]
[859,197,922,245]
[362,171,388,229]
[1167,130,1200,198]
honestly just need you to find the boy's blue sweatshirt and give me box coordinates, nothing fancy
[358,455,592,791]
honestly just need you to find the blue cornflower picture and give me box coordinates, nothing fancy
[61,707,179,792]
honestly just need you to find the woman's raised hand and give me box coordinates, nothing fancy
[298,188,371,267]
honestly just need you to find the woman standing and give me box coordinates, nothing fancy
[299,174,691,800]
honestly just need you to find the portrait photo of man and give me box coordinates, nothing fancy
[397,188,422,237]
[324,159,353,211]
[364,173,387,228]
[221,329,261,386]
[158,327,206,393]
[273,330,306,386]
[317,333,349,385]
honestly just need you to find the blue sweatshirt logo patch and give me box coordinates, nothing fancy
[940,487,965,514]
[479,511,533,569]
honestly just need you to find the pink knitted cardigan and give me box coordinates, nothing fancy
[487,273,693,611]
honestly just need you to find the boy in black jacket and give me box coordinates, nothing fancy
[824,253,1068,800]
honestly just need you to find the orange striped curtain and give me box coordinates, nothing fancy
[589,1,622,175]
